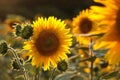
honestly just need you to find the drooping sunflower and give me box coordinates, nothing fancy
[72,9,105,45]
[4,14,25,33]
[91,0,120,64]
[23,16,72,70]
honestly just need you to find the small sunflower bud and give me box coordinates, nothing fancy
[12,60,20,70]
[0,41,8,55]
[14,24,22,36]
[93,66,99,72]
[21,24,33,39]
[12,59,23,70]
[100,60,108,68]
[57,60,68,72]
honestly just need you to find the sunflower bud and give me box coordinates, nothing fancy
[14,24,22,36]
[100,60,108,68]
[0,41,8,55]
[93,66,99,72]
[21,24,33,39]
[57,60,68,72]
[12,60,20,70]
[12,59,23,70]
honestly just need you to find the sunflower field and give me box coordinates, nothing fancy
[0,0,120,80]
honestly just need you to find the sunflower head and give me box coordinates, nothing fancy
[91,0,120,65]
[24,16,72,70]
[72,9,100,45]
[72,9,94,34]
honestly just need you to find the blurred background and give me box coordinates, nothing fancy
[0,1,118,80]
[0,0,101,21]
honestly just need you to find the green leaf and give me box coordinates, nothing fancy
[92,49,108,57]
[89,42,108,57]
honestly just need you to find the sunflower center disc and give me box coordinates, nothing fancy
[79,18,92,33]
[35,31,60,56]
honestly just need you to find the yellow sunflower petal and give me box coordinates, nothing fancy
[105,42,120,64]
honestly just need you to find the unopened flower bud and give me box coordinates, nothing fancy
[57,60,68,72]
[12,59,23,70]
[12,60,20,70]
[93,66,99,72]
[14,24,22,36]
[100,60,108,68]
[0,41,8,55]
[21,25,33,39]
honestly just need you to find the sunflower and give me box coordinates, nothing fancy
[23,16,72,70]
[91,0,120,64]
[5,18,22,33]
[91,0,120,41]
[72,9,105,45]
[4,15,25,32]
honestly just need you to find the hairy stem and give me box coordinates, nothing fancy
[9,47,29,80]
[89,39,94,80]
[49,68,56,80]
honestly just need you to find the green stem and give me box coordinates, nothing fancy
[9,47,29,80]
[49,68,56,80]
[35,68,41,80]
[89,39,94,80]
[90,55,94,80]
[68,54,80,61]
